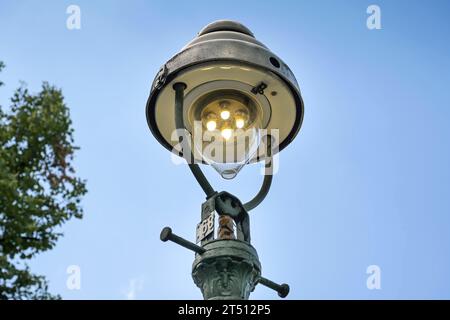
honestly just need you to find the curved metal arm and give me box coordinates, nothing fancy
[173,83,216,199]
[243,136,273,211]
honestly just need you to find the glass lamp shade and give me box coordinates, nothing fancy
[190,89,262,179]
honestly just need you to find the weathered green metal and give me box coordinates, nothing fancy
[160,223,290,299]
[192,240,261,300]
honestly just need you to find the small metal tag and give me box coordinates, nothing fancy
[196,212,215,243]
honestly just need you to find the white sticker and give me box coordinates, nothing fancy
[196,212,215,243]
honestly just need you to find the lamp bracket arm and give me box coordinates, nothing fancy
[243,136,274,212]
[173,83,216,199]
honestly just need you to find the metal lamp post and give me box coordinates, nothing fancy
[145,20,304,300]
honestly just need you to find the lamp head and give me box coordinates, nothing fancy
[146,20,304,178]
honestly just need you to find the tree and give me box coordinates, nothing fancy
[0,62,87,299]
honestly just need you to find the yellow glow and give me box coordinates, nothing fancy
[220,110,230,120]
[206,120,217,131]
[221,128,233,140]
[206,120,216,131]
[235,118,245,129]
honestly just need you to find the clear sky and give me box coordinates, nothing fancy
[1,0,450,299]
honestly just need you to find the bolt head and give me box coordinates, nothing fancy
[278,284,290,298]
[160,227,172,242]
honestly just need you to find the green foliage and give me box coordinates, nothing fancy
[0,61,4,86]
[0,62,87,299]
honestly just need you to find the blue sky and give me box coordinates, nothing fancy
[1,0,450,299]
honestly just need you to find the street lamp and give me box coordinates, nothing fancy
[146,20,304,300]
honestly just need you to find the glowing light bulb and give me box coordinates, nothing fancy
[206,120,216,131]
[235,118,245,129]
[221,128,233,140]
[220,110,230,120]
[192,92,262,180]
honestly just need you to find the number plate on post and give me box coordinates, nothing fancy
[196,212,215,243]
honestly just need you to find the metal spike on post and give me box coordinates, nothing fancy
[160,227,205,255]
[258,276,290,298]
